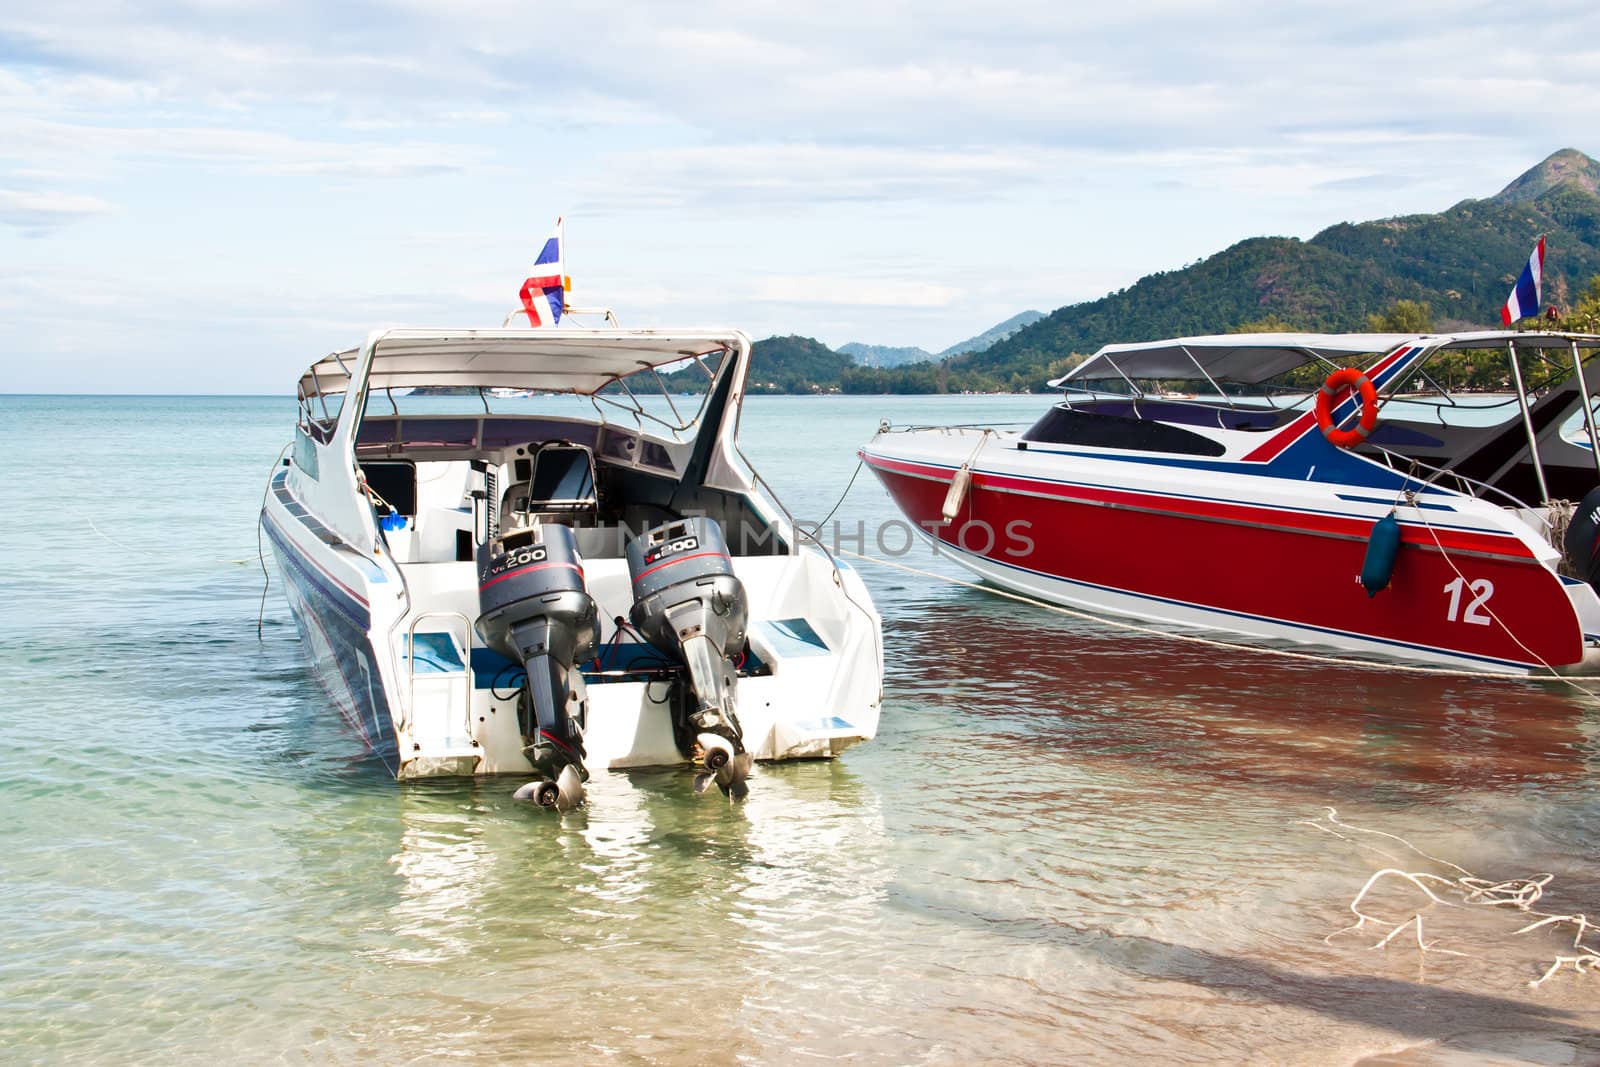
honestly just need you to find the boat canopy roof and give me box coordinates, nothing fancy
[298,327,748,399]
[1051,330,1600,388]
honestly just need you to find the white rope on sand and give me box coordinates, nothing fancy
[840,548,1600,985]
[1305,807,1597,986]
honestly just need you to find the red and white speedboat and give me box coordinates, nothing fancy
[862,331,1600,675]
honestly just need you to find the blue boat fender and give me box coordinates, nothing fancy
[1360,512,1401,597]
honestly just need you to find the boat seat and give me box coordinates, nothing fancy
[752,618,831,658]
[500,442,599,529]
[405,631,466,673]
[1069,399,1301,432]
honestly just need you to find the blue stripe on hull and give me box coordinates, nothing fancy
[263,515,400,774]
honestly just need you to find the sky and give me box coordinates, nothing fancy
[3,2,1599,393]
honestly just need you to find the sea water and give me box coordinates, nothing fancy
[3,393,1600,1065]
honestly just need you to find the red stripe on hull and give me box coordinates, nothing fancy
[863,456,1582,669]
[262,510,372,608]
[1241,410,1318,463]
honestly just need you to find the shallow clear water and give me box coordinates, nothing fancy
[4,394,1600,1065]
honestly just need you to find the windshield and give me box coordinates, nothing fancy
[1063,337,1600,417]
[328,345,732,446]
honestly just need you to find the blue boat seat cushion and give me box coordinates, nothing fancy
[405,631,465,673]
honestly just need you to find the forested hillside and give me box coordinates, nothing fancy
[951,148,1600,391]
[660,150,1600,395]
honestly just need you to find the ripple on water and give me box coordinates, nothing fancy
[6,395,1600,1064]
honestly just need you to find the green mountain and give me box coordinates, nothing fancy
[941,148,1600,391]
[839,310,1046,368]
[1488,147,1600,205]
[670,150,1600,395]
[937,310,1045,358]
[744,334,854,394]
[838,342,933,368]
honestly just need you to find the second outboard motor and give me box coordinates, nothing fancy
[627,516,752,798]
[477,522,599,810]
[1565,487,1600,591]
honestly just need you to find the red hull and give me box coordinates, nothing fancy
[864,455,1583,671]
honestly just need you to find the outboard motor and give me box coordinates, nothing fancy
[476,522,599,810]
[1564,486,1600,591]
[626,516,752,797]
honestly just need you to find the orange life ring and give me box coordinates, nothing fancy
[1315,367,1378,447]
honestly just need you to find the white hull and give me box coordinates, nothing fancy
[265,327,883,782]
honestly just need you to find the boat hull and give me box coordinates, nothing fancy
[263,468,882,780]
[266,325,884,785]
[862,443,1585,674]
[262,511,401,773]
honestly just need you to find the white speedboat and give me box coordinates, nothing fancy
[263,325,882,803]
[863,330,1600,675]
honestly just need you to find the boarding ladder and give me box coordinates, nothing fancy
[400,611,481,770]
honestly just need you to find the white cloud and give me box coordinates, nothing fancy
[4,2,1594,151]
[0,187,111,233]
[580,142,1043,210]
[3,1,1600,388]
[0,116,490,177]
[750,275,962,308]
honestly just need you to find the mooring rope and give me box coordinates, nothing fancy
[814,457,865,529]
[257,443,292,640]
[1404,504,1559,675]
[84,507,258,566]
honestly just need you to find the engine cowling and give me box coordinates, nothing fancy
[626,516,751,796]
[476,522,598,805]
[1564,486,1600,591]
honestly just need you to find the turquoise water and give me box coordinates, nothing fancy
[4,393,1600,1065]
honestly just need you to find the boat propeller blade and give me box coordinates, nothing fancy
[512,764,586,811]
[697,733,752,799]
[554,763,586,811]
[513,779,561,808]
[721,752,752,799]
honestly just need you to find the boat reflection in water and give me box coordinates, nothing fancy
[333,758,893,1059]
[266,555,1600,1063]
[882,583,1600,798]
[859,585,1600,1064]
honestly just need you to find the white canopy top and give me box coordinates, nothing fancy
[297,327,749,398]
[1050,330,1600,388]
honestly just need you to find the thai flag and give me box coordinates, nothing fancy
[519,218,566,327]
[1500,236,1544,326]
